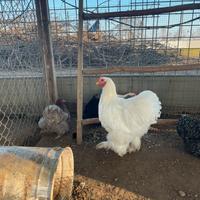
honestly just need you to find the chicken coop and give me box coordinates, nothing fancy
[0,0,200,199]
[0,0,200,145]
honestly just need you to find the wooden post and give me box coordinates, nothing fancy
[35,0,58,104]
[82,118,178,126]
[76,0,84,144]
[83,64,200,75]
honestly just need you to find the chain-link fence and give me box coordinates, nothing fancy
[0,0,48,146]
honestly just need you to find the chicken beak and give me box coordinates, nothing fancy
[96,81,99,86]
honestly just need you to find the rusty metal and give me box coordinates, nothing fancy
[83,64,200,75]
[83,3,200,20]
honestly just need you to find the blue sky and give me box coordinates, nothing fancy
[0,0,199,40]
[47,0,200,38]
[48,0,200,11]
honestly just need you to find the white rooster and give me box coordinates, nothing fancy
[96,77,161,157]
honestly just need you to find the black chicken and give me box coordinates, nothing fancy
[83,94,100,119]
[177,115,200,157]
[83,92,136,119]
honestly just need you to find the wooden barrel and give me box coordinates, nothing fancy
[0,146,74,200]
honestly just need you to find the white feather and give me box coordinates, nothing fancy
[97,77,162,157]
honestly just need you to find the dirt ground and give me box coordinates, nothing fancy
[36,125,200,200]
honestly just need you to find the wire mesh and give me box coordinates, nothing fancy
[47,0,200,69]
[47,0,200,71]
[47,0,200,116]
[48,0,79,77]
[0,0,48,146]
[82,0,200,68]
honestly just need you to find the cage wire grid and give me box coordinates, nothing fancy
[0,0,48,146]
[48,0,200,69]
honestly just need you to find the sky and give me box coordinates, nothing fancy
[47,0,200,38]
[0,0,199,39]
